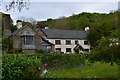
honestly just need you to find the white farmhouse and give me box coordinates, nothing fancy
[37,26,91,54]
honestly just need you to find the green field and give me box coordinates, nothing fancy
[44,61,119,78]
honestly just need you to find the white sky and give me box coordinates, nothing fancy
[0,0,119,24]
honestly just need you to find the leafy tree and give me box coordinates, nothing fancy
[87,30,102,47]
[88,37,120,65]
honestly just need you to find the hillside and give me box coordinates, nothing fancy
[38,11,120,47]
[39,12,119,36]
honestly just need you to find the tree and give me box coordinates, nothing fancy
[87,30,102,47]
[17,16,37,25]
[3,0,30,12]
[88,37,120,65]
[75,15,89,30]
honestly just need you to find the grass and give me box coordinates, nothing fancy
[44,61,119,78]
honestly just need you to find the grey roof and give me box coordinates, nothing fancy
[41,29,88,39]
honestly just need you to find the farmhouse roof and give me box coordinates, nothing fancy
[41,29,88,39]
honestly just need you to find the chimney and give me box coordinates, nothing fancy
[16,20,22,29]
[45,25,49,29]
[3,14,11,38]
[85,25,89,32]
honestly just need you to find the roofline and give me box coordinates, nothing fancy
[45,38,87,40]
[40,29,48,37]
[41,37,54,45]
[41,29,86,32]
[12,24,37,36]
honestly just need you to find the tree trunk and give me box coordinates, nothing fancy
[111,52,114,66]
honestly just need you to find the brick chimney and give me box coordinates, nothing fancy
[16,20,22,29]
[3,14,11,38]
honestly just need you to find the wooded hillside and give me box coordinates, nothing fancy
[38,11,120,47]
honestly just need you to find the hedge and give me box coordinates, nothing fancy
[41,54,86,69]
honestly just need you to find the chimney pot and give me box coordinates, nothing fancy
[16,20,22,29]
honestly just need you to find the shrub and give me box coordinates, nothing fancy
[2,54,43,80]
[41,54,86,70]
[2,37,13,52]
[15,48,22,53]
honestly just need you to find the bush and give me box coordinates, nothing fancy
[2,37,13,52]
[41,54,86,70]
[2,54,43,80]
[15,48,22,53]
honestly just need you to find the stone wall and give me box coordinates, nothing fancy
[3,14,11,38]
[35,34,41,50]
[12,35,22,49]
[12,25,42,54]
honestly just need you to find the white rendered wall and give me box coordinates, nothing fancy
[46,39,90,54]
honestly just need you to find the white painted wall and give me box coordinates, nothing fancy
[46,39,90,54]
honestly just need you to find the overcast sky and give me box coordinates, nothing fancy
[0,0,119,24]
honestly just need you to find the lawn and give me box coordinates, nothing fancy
[44,61,119,78]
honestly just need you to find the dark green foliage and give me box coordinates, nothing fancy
[87,30,102,47]
[2,54,43,80]
[88,37,120,64]
[41,54,86,69]
[2,37,13,52]
[14,48,22,53]
[74,49,79,53]
[10,19,17,33]
[2,53,86,79]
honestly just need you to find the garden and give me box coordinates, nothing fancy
[1,37,120,79]
[2,53,86,79]
[1,51,120,79]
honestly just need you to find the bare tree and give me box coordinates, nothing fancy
[3,0,30,12]
[17,16,37,25]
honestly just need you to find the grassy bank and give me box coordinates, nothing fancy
[44,62,119,78]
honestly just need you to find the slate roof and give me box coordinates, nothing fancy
[41,29,88,39]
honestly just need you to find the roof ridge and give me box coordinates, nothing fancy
[41,29,85,32]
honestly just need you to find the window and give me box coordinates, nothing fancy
[84,49,89,52]
[75,40,78,44]
[84,40,89,45]
[22,36,34,45]
[66,48,71,52]
[42,45,51,52]
[56,48,61,52]
[66,40,71,45]
[55,40,61,44]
